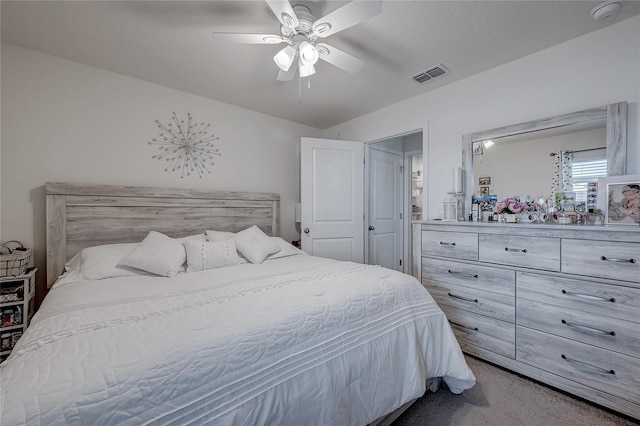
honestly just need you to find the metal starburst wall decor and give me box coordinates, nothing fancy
[149,112,221,178]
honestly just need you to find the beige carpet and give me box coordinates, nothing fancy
[393,355,638,426]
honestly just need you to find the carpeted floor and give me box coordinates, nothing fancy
[393,355,638,426]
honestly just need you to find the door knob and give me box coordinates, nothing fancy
[369,226,375,231]
[303,228,310,234]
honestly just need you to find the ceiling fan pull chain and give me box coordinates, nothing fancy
[298,75,302,103]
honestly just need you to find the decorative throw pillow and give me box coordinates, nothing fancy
[233,225,280,264]
[265,237,306,260]
[80,243,151,280]
[118,231,186,278]
[206,230,253,263]
[183,238,240,272]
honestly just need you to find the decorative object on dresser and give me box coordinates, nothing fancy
[597,174,640,225]
[493,197,530,223]
[149,112,221,178]
[0,268,36,363]
[442,193,460,221]
[413,221,640,420]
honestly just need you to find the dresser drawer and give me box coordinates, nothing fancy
[426,280,515,322]
[517,327,640,404]
[422,230,478,261]
[562,239,640,283]
[479,234,560,271]
[517,271,640,323]
[422,258,514,322]
[442,306,515,359]
[421,257,515,295]
[517,299,640,358]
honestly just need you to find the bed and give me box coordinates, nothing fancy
[0,182,475,425]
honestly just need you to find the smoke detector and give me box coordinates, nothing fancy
[591,1,622,20]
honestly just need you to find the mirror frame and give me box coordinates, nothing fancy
[461,102,627,220]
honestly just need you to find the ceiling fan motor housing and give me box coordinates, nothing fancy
[281,5,316,38]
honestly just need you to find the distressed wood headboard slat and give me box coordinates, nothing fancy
[46,182,280,288]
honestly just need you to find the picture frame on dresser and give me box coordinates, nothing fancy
[597,174,640,225]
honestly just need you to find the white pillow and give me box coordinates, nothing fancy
[233,225,280,264]
[205,230,235,241]
[64,253,82,273]
[206,230,251,263]
[80,243,151,280]
[118,231,186,278]
[178,233,206,243]
[265,237,306,260]
[184,238,240,272]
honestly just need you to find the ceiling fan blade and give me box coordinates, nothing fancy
[316,43,364,74]
[265,0,299,30]
[213,33,285,44]
[277,61,298,81]
[312,0,382,38]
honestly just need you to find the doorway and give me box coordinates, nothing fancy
[365,130,424,273]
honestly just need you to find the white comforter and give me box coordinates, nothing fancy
[0,255,475,425]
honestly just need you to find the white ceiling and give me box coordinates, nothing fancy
[2,1,639,129]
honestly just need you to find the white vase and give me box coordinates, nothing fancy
[503,213,519,223]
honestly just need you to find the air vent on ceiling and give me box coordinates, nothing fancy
[411,64,449,84]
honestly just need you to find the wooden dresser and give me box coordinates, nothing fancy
[413,221,640,419]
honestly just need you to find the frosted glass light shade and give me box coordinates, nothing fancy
[274,46,297,72]
[299,62,316,77]
[299,41,318,65]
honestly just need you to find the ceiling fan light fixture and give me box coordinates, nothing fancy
[299,62,316,78]
[274,45,297,71]
[299,41,319,65]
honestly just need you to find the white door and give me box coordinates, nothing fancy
[368,148,403,271]
[301,137,364,262]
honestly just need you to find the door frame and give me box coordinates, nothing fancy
[363,123,428,273]
[404,148,423,274]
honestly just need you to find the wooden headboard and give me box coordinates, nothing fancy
[45,182,280,288]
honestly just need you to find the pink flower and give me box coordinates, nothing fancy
[494,197,529,214]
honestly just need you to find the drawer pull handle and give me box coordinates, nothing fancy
[505,247,527,253]
[448,292,478,303]
[447,270,479,279]
[448,319,478,332]
[561,319,616,336]
[561,354,615,375]
[439,241,456,246]
[600,256,636,264]
[561,289,615,303]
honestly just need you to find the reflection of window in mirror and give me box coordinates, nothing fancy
[473,125,606,201]
[568,149,607,209]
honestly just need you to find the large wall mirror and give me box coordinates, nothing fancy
[461,102,627,219]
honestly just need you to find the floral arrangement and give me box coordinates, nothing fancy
[493,197,530,214]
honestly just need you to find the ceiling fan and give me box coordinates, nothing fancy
[213,0,382,81]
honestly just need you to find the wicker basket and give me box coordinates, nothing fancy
[0,249,31,277]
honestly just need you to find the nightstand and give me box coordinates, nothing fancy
[0,268,36,363]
